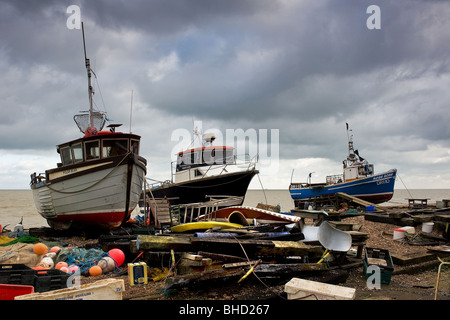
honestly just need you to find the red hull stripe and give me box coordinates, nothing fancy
[52,211,131,228]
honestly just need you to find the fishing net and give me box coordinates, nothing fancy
[56,247,121,274]
[73,111,106,134]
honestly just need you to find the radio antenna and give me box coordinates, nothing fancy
[129,89,134,133]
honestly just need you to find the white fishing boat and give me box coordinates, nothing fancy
[148,130,258,210]
[30,23,147,230]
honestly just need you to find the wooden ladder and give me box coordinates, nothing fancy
[145,195,179,228]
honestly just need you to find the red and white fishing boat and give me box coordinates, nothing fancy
[30,24,147,230]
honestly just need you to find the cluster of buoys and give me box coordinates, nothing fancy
[32,242,125,277]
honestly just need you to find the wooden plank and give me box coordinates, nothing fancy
[222,260,261,268]
[181,253,203,261]
[364,212,415,226]
[285,277,355,300]
[136,235,192,251]
[192,237,323,259]
[179,257,212,267]
[427,246,450,255]
[412,214,434,223]
[391,251,437,266]
[254,263,328,275]
[135,235,323,259]
[434,215,450,223]
[329,221,361,231]
[197,251,248,263]
[388,211,406,219]
[336,192,385,212]
[165,268,245,290]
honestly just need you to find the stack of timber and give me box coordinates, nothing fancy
[121,220,366,290]
[365,204,450,237]
[134,234,324,260]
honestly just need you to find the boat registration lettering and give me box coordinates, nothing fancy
[63,168,78,175]
[373,172,394,181]
[376,179,390,185]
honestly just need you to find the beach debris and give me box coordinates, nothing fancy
[36,256,54,269]
[15,279,125,300]
[128,262,148,285]
[55,261,68,270]
[434,256,450,300]
[89,265,103,276]
[108,248,125,267]
[97,256,116,273]
[50,246,61,254]
[284,277,356,300]
[149,267,173,282]
[68,264,79,274]
[33,243,48,255]
[363,247,394,285]
[164,267,246,290]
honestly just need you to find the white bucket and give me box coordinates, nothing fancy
[422,222,434,233]
[393,228,405,240]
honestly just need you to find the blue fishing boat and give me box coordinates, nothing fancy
[289,124,397,207]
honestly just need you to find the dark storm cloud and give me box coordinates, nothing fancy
[1,0,450,188]
[85,0,278,35]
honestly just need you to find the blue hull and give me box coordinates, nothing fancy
[290,169,397,204]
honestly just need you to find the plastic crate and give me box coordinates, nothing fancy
[363,247,394,285]
[34,269,71,293]
[0,264,71,293]
[0,264,35,286]
[0,284,34,300]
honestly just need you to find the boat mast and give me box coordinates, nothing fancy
[345,123,356,167]
[82,22,94,128]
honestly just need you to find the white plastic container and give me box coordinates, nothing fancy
[393,228,405,240]
[422,222,434,233]
[399,226,415,234]
[15,279,124,300]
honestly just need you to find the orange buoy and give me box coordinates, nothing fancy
[89,265,102,276]
[55,261,68,270]
[33,243,48,255]
[50,246,61,253]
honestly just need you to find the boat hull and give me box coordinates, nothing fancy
[289,169,397,205]
[31,154,146,230]
[198,206,301,225]
[149,169,258,207]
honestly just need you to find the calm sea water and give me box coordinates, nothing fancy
[1,189,449,229]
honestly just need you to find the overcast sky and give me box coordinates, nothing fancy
[1,0,449,190]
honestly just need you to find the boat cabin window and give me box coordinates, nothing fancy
[130,139,140,154]
[176,147,234,171]
[358,164,374,176]
[85,140,100,160]
[60,146,73,166]
[73,143,83,163]
[102,139,128,158]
